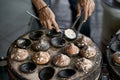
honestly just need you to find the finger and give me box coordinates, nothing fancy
[43,21,48,29]
[80,0,85,7]
[47,20,52,30]
[88,2,92,16]
[40,21,46,28]
[89,5,94,17]
[40,21,43,25]
[85,0,90,22]
[84,6,88,22]
[90,0,95,13]
[77,3,81,17]
[39,15,47,28]
[90,4,94,16]
[52,19,60,32]
[85,0,87,4]
[91,2,95,14]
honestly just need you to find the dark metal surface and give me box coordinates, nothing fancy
[106,33,120,80]
[7,29,102,80]
[102,0,120,9]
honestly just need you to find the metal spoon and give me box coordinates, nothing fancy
[64,11,84,41]
[26,11,39,20]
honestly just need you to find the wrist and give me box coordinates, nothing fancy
[37,5,49,13]
[32,0,47,10]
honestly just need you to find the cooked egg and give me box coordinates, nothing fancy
[65,29,76,39]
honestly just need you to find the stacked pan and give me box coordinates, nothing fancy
[106,33,120,80]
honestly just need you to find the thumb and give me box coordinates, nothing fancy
[77,3,81,17]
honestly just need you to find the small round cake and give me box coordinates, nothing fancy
[79,46,96,58]
[11,48,29,61]
[32,51,50,65]
[52,54,70,67]
[64,43,79,56]
[112,51,120,65]
[75,35,93,46]
[76,58,93,73]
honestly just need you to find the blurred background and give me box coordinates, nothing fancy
[0,0,102,57]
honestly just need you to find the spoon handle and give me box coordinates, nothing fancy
[77,20,84,34]
[26,11,40,20]
[71,16,81,29]
[76,11,84,34]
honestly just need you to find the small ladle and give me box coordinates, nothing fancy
[64,11,85,41]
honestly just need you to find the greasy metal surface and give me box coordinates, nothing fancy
[106,34,120,79]
[7,29,102,80]
[102,0,120,9]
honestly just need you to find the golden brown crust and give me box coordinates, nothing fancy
[75,58,93,73]
[11,48,29,61]
[79,46,96,58]
[32,51,50,65]
[75,35,93,46]
[64,43,80,56]
[52,54,70,67]
[112,51,120,65]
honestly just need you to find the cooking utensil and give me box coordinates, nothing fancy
[64,11,84,41]
[26,11,39,20]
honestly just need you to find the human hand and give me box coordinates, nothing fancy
[77,0,95,22]
[38,7,60,32]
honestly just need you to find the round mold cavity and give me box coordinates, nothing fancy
[110,40,120,52]
[58,69,76,78]
[31,41,50,52]
[39,67,55,80]
[117,34,120,41]
[74,41,86,49]
[19,62,37,73]
[16,38,31,49]
[29,31,44,41]
[46,28,62,37]
[51,37,66,48]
